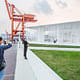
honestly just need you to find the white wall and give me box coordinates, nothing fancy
[26,21,80,45]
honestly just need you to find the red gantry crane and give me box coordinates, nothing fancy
[5,0,37,40]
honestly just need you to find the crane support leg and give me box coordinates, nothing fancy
[22,16,24,39]
[11,5,14,40]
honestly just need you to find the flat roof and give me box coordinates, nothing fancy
[27,20,80,28]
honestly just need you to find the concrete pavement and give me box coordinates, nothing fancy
[4,44,17,80]
[29,47,80,51]
[14,44,37,80]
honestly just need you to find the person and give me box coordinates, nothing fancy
[22,38,29,60]
[54,39,57,43]
[0,37,12,80]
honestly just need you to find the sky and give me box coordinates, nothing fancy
[0,0,80,34]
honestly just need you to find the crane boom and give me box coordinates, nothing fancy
[5,0,12,19]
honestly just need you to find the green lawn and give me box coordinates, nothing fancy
[30,44,80,48]
[31,50,80,80]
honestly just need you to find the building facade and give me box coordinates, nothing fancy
[26,21,80,44]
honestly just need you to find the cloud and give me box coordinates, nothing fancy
[33,0,53,15]
[55,0,67,8]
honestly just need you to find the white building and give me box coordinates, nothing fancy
[26,21,80,45]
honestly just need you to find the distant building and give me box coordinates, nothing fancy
[26,21,80,45]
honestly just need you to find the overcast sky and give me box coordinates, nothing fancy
[0,0,80,34]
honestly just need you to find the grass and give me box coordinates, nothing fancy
[31,50,80,80]
[30,44,80,48]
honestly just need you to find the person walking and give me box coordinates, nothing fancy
[22,38,29,60]
[0,37,12,80]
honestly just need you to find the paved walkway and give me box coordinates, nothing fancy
[14,44,37,80]
[29,47,80,51]
[4,44,17,80]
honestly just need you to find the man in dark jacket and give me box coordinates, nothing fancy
[0,37,12,80]
[22,38,29,60]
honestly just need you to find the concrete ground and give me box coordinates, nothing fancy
[14,44,37,80]
[29,47,80,51]
[3,44,17,80]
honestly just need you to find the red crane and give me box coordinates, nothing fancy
[5,0,37,40]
